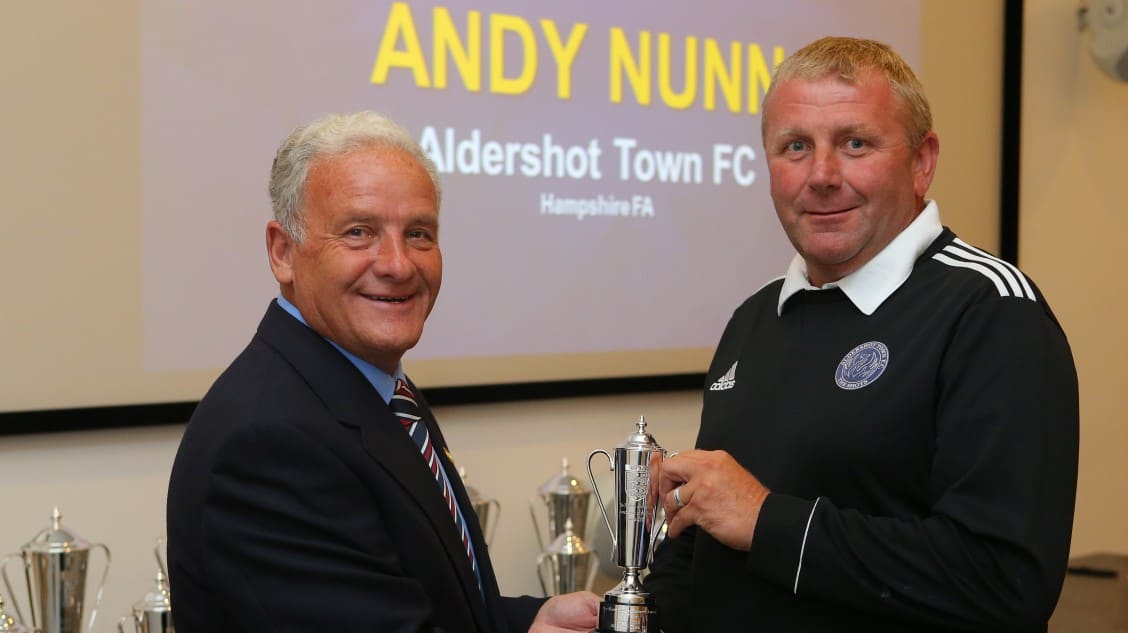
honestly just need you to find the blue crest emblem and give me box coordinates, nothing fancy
[835,341,889,390]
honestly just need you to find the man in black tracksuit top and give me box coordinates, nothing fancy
[645,37,1078,632]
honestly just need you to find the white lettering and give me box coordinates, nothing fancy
[613,137,703,183]
[712,143,757,186]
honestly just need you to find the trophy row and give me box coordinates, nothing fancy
[0,508,171,633]
[3,417,664,633]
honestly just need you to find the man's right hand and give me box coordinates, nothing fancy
[659,449,770,551]
[529,591,600,633]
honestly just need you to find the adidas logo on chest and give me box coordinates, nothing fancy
[709,361,738,391]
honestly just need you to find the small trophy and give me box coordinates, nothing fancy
[458,467,501,545]
[0,594,31,633]
[535,518,599,596]
[530,457,594,550]
[117,538,173,633]
[588,417,666,633]
[1,508,111,633]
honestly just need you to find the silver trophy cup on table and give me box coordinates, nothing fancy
[458,467,501,546]
[0,594,31,633]
[530,457,594,551]
[117,538,173,633]
[116,570,172,633]
[1,508,111,633]
[535,518,599,596]
[588,417,667,633]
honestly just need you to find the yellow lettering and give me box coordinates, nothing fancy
[370,2,431,87]
[433,8,481,91]
[704,39,741,113]
[609,28,651,105]
[657,34,696,110]
[747,45,786,114]
[490,14,537,95]
[540,19,588,100]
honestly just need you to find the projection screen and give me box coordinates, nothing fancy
[1,0,922,416]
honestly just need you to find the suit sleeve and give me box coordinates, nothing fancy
[746,298,1079,631]
[200,422,457,633]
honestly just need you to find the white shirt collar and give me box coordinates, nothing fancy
[777,200,943,316]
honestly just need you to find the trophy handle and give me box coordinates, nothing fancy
[154,535,168,579]
[534,552,555,597]
[485,498,501,545]
[648,450,671,560]
[84,543,111,633]
[649,506,669,562]
[117,614,138,633]
[584,550,600,592]
[0,553,28,626]
[527,498,546,552]
[586,449,616,553]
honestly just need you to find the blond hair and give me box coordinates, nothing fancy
[763,37,932,146]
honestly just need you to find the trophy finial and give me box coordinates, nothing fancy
[637,415,647,432]
[560,456,569,472]
[51,507,62,530]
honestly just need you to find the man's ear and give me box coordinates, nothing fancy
[266,220,296,285]
[912,131,940,199]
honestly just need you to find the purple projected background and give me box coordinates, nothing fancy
[142,1,920,371]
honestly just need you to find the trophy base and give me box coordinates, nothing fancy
[596,593,659,633]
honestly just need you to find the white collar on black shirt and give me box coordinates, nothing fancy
[776,200,943,316]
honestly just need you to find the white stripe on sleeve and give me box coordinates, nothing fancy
[794,497,821,595]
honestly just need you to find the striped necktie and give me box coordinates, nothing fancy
[389,379,478,576]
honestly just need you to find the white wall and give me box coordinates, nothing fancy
[1021,0,1128,556]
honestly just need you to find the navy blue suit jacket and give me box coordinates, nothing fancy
[167,301,542,633]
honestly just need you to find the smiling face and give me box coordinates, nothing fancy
[762,70,939,286]
[267,146,442,373]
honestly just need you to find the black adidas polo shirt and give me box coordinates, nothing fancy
[647,203,1079,632]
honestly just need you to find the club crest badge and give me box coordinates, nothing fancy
[835,341,890,390]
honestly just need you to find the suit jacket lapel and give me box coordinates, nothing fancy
[358,404,494,631]
[256,302,493,631]
[414,386,511,632]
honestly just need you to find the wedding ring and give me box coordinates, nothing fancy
[673,485,686,508]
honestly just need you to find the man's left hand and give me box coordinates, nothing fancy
[529,591,600,633]
[659,449,770,551]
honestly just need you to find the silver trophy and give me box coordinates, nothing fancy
[117,538,173,633]
[116,570,172,633]
[535,518,599,596]
[530,457,594,550]
[457,467,501,545]
[0,594,31,633]
[1,508,110,633]
[588,417,667,633]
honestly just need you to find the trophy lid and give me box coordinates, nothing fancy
[21,508,91,554]
[544,519,593,556]
[619,416,662,451]
[133,570,173,613]
[537,457,592,498]
[0,595,29,633]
